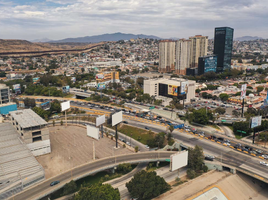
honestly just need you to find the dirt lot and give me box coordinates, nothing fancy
[36,125,132,178]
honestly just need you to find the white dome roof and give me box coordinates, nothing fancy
[249,93,254,98]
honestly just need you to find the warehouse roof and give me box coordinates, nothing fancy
[9,109,47,128]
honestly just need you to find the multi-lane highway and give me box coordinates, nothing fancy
[10,152,173,200]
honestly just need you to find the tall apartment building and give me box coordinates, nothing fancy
[175,39,191,75]
[213,27,234,72]
[189,35,208,68]
[159,40,176,73]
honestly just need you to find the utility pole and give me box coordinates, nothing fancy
[241,98,245,117]
[93,141,95,160]
[65,110,67,127]
[115,124,118,148]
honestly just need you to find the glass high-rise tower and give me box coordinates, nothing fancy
[213,27,234,72]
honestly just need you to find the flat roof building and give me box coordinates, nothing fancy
[144,78,196,104]
[9,109,51,156]
[0,84,10,105]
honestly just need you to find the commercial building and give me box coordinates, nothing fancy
[214,27,234,72]
[10,109,51,156]
[143,78,196,104]
[175,39,191,75]
[198,55,218,75]
[95,71,120,84]
[189,35,208,68]
[159,40,176,73]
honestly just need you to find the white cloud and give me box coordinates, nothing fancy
[0,0,267,40]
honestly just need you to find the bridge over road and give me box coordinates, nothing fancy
[9,151,174,200]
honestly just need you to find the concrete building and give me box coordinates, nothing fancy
[159,40,176,73]
[0,123,45,199]
[143,78,196,104]
[0,84,17,115]
[175,39,191,75]
[10,109,51,156]
[0,84,10,105]
[189,35,208,68]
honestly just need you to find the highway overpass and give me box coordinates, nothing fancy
[10,151,174,200]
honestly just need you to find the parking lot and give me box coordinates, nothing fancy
[36,125,132,178]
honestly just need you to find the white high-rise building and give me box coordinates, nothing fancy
[189,35,208,68]
[159,40,176,73]
[175,39,191,75]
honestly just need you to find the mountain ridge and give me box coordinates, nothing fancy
[49,32,161,43]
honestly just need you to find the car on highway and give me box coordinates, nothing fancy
[262,155,268,159]
[145,126,150,130]
[145,145,150,149]
[260,161,268,166]
[50,181,60,186]
[205,155,215,161]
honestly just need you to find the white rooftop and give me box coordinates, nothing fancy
[9,109,47,129]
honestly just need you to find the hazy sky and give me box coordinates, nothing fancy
[0,0,267,40]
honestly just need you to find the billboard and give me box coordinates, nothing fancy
[96,74,104,79]
[180,82,188,95]
[96,115,105,127]
[13,84,21,94]
[241,84,247,99]
[62,85,70,93]
[170,151,188,172]
[251,116,262,128]
[33,77,40,84]
[61,101,70,112]
[97,83,106,90]
[168,85,178,96]
[87,125,99,140]
[71,77,76,83]
[112,111,123,126]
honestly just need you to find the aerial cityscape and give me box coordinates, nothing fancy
[1,1,268,200]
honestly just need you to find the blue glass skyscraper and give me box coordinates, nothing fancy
[213,27,234,72]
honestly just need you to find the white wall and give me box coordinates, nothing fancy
[27,139,51,156]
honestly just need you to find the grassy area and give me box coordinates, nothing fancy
[235,134,243,139]
[146,162,170,172]
[64,93,75,98]
[209,124,221,130]
[117,124,155,144]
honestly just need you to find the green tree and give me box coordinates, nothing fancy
[117,163,132,174]
[169,125,174,134]
[214,107,226,115]
[232,110,241,117]
[74,184,120,200]
[126,170,170,200]
[188,145,205,172]
[219,93,229,102]
[62,180,77,196]
[135,146,139,152]
[257,86,264,93]
[50,100,61,113]
[23,98,36,108]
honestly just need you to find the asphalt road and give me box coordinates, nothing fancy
[125,120,268,179]
[11,152,173,200]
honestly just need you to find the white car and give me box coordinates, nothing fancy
[262,155,268,159]
[260,161,268,166]
[145,145,150,149]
